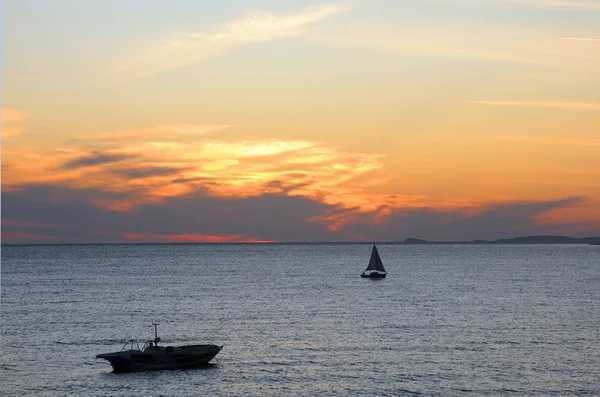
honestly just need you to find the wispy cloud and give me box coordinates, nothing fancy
[1,108,29,138]
[526,0,600,9]
[2,108,28,123]
[93,124,234,141]
[563,37,600,42]
[466,100,600,110]
[113,4,349,79]
[313,19,600,74]
[62,151,134,169]
[450,0,600,9]
[489,135,600,147]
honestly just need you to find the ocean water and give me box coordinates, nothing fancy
[1,243,599,396]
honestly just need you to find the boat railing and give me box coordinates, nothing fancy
[120,339,141,352]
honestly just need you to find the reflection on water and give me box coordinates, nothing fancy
[1,243,599,396]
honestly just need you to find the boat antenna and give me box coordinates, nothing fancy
[152,323,160,344]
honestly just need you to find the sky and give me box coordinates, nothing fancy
[1,0,599,244]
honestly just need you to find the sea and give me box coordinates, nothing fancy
[1,243,599,396]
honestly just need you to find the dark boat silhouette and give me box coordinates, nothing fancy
[97,324,222,372]
[360,244,387,278]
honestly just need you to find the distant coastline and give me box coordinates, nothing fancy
[2,235,600,246]
[402,235,600,245]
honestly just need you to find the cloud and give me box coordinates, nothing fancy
[62,151,135,169]
[5,119,597,241]
[2,108,28,123]
[1,108,29,138]
[313,19,600,74]
[91,124,233,142]
[123,233,274,243]
[466,100,600,110]
[0,184,344,243]
[110,165,192,179]
[113,4,349,79]
[488,135,600,147]
[2,184,596,243]
[338,197,590,241]
[563,37,600,42]
[444,0,600,9]
[3,122,398,214]
[525,0,600,9]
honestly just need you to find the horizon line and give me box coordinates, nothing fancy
[3,235,599,247]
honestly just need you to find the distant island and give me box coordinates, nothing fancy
[403,235,600,245]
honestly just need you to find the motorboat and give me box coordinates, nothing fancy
[96,324,222,372]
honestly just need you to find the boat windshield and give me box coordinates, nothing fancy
[120,339,141,352]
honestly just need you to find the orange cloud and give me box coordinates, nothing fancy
[2,122,433,232]
[306,193,432,232]
[1,108,29,138]
[533,198,600,229]
[489,135,600,147]
[2,108,28,123]
[3,123,403,212]
[307,211,360,232]
[123,233,275,243]
[13,119,594,234]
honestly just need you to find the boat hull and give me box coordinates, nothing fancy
[361,271,386,278]
[97,344,222,373]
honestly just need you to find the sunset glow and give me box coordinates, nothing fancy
[123,233,275,243]
[2,1,599,243]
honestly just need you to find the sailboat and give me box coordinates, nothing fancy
[360,244,387,278]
